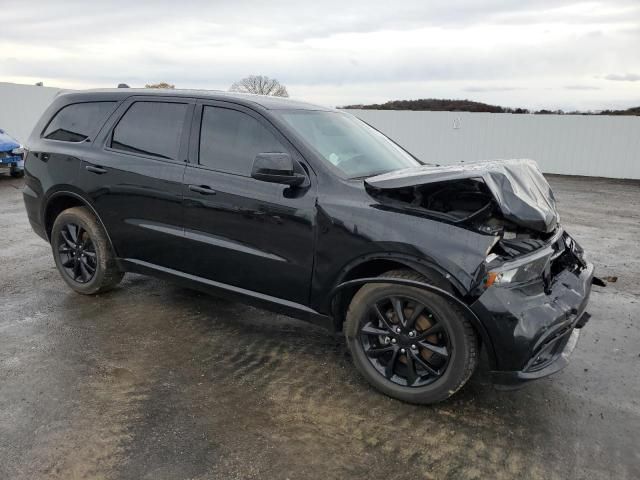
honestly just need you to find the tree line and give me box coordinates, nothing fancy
[340,98,640,115]
[116,80,639,115]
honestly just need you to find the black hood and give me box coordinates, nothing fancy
[365,159,559,233]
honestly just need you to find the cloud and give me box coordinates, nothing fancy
[604,73,640,82]
[564,85,601,90]
[0,0,639,110]
[463,86,521,92]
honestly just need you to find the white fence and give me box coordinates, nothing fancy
[0,83,62,144]
[350,109,640,179]
[0,82,638,179]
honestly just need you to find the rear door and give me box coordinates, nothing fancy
[80,96,193,270]
[180,101,316,305]
[28,100,119,200]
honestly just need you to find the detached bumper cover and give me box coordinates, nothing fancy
[472,249,594,386]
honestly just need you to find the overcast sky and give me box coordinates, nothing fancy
[2,0,639,110]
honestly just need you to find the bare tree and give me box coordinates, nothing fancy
[230,75,289,97]
[145,82,175,89]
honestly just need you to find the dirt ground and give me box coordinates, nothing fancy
[1,174,639,479]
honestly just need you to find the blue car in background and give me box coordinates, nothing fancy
[0,129,24,178]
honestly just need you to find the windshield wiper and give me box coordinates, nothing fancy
[349,169,395,180]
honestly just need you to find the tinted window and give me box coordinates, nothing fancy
[199,106,286,175]
[111,102,188,160]
[42,102,116,142]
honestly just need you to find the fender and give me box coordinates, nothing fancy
[44,189,119,258]
[333,252,469,296]
[329,276,497,369]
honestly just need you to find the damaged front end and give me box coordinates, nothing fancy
[365,158,559,237]
[474,227,593,386]
[0,129,24,174]
[365,159,594,386]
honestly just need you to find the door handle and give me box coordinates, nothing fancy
[86,165,107,174]
[188,184,217,195]
[40,152,50,162]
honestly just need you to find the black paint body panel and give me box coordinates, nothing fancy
[22,89,594,382]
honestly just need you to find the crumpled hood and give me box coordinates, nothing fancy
[365,159,558,233]
[0,130,21,153]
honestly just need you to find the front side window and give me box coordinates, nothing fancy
[42,102,116,142]
[199,106,286,176]
[276,110,421,178]
[111,102,188,160]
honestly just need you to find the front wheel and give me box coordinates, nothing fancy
[51,206,124,294]
[10,168,24,178]
[345,270,478,404]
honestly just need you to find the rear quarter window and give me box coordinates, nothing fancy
[42,101,117,142]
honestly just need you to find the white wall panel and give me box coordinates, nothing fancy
[0,82,62,144]
[0,83,638,179]
[350,109,640,179]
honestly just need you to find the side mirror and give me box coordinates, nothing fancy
[251,153,306,186]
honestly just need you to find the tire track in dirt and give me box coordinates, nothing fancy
[3,279,181,480]
[131,290,554,480]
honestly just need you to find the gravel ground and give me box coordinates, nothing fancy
[0,174,638,480]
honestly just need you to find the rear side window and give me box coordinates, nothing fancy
[111,102,188,161]
[199,106,286,176]
[42,102,116,142]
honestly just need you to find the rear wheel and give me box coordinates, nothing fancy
[345,269,478,404]
[51,206,123,294]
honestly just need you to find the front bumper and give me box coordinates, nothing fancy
[471,234,594,387]
[490,310,591,387]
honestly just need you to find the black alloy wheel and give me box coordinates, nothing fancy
[345,269,478,404]
[57,222,98,283]
[51,206,123,294]
[359,295,451,387]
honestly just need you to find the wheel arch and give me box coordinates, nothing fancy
[43,190,118,257]
[329,255,465,320]
[328,255,497,369]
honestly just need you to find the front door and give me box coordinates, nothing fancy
[181,102,316,305]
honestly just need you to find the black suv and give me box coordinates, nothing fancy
[23,90,594,404]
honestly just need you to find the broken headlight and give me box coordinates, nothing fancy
[483,249,552,288]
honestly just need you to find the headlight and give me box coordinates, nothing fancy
[483,250,552,288]
[11,146,24,157]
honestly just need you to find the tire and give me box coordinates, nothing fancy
[10,168,24,178]
[345,269,478,404]
[51,206,124,294]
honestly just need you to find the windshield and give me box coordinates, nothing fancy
[277,110,421,178]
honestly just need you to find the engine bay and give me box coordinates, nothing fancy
[366,178,557,260]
